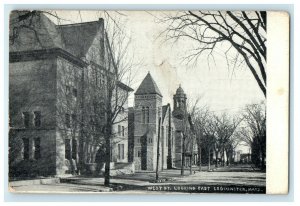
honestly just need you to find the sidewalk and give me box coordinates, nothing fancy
[9,164,266,193]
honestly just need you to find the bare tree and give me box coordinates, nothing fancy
[212,113,241,167]
[203,117,217,170]
[159,11,267,97]
[240,102,266,169]
[193,107,210,171]
[187,97,210,171]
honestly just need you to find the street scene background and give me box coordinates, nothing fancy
[9,10,266,193]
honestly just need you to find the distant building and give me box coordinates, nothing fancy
[9,11,132,177]
[234,150,242,163]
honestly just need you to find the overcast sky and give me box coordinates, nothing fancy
[49,10,265,116]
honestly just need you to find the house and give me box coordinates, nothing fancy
[9,11,133,178]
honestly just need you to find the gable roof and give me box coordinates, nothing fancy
[9,11,104,59]
[58,20,102,58]
[162,104,169,123]
[10,11,64,52]
[135,73,162,97]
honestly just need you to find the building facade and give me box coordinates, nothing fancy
[129,73,197,171]
[9,11,132,178]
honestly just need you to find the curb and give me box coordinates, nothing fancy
[9,178,60,187]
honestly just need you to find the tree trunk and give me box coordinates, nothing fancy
[190,155,192,175]
[190,134,194,175]
[78,68,85,175]
[208,147,211,171]
[104,126,111,186]
[226,150,230,166]
[104,91,112,186]
[198,145,202,171]
[181,134,185,176]
[215,150,218,168]
[222,148,225,167]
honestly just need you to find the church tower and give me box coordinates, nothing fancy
[173,84,187,120]
[133,72,163,171]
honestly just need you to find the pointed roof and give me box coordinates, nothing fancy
[135,73,162,97]
[10,11,64,52]
[162,104,169,123]
[58,20,102,58]
[9,11,103,58]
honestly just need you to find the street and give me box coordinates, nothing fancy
[10,164,266,193]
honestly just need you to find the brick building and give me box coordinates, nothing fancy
[9,11,132,178]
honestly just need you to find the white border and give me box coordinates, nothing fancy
[1,0,298,204]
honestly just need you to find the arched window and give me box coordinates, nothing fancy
[146,106,150,123]
[141,106,145,123]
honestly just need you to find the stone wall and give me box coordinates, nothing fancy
[9,58,59,177]
[9,129,57,177]
[133,94,162,171]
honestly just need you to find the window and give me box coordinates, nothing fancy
[22,112,30,128]
[118,144,124,160]
[118,125,121,136]
[72,88,78,98]
[148,137,152,144]
[66,85,70,94]
[141,106,150,123]
[137,137,140,144]
[65,139,71,159]
[141,106,145,123]
[65,113,70,128]
[72,138,77,160]
[122,126,125,137]
[146,107,150,123]
[34,111,41,127]
[22,138,29,160]
[137,150,141,157]
[34,137,41,159]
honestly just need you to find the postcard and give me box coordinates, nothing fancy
[8,10,289,194]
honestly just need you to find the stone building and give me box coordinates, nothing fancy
[172,85,198,168]
[129,73,197,171]
[9,11,132,177]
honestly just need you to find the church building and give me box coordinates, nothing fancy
[129,72,197,171]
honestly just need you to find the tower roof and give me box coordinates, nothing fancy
[176,84,185,95]
[135,73,162,97]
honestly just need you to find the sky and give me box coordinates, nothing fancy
[47,10,267,153]
[48,10,265,118]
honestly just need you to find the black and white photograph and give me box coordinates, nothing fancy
[7,10,287,194]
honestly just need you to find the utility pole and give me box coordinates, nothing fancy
[156,117,161,181]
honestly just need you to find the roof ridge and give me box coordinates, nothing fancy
[57,20,100,27]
